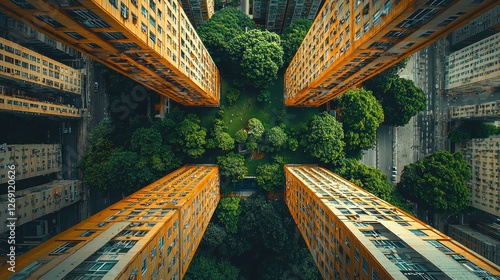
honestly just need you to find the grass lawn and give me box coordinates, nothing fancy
[185,71,321,175]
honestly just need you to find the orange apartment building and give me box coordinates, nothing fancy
[284,0,498,106]
[180,0,214,28]
[0,0,220,106]
[285,165,500,279]
[1,165,219,280]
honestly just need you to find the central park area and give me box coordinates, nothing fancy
[80,7,478,279]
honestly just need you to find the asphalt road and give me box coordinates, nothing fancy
[377,125,393,178]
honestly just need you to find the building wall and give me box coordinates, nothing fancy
[449,224,500,266]
[449,5,500,52]
[450,101,500,120]
[285,165,500,279]
[445,33,500,93]
[0,144,62,184]
[463,136,500,216]
[0,0,220,106]
[0,93,80,118]
[0,180,81,233]
[0,38,83,95]
[0,165,219,280]
[180,0,214,28]
[284,0,498,106]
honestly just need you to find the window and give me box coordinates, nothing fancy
[362,257,369,274]
[109,0,118,8]
[345,236,350,249]
[149,15,156,27]
[150,31,156,43]
[141,5,148,17]
[372,268,380,280]
[354,248,359,262]
[159,236,164,248]
[409,229,427,236]
[79,230,96,237]
[142,256,148,274]
[150,0,156,10]
[151,246,157,262]
[141,22,147,33]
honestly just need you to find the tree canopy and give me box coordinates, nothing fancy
[280,19,312,66]
[217,152,247,182]
[397,151,470,214]
[197,7,254,64]
[247,118,265,139]
[228,29,283,88]
[184,255,241,280]
[337,88,384,157]
[175,114,207,158]
[255,163,285,192]
[265,126,287,152]
[303,112,345,164]
[216,196,242,234]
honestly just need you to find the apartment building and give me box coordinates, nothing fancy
[463,136,500,217]
[450,101,500,120]
[180,0,214,28]
[284,0,498,106]
[285,165,499,279]
[0,0,220,106]
[449,224,500,266]
[1,165,219,279]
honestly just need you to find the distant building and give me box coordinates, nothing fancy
[449,5,500,52]
[0,180,82,233]
[463,136,500,216]
[0,144,62,184]
[285,165,499,279]
[450,101,500,120]
[449,224,500,266]
[285,0,498,106]
[445,33,500,94]
[253,0,322,33]
[180,0,214,28]
[1,165,219,280]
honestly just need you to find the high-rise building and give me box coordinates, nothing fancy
[284,0,498,106]
[180,0,214,28]
[0,144,62,184]
[463,136,500,217]
[253,0,322,33]
[449,5,500,52]
[450,101,500,120]
[445,33,500,94]
[285,165,500,279]
[0,180,82,233]
[1,165,219,280]
[449,224,500,266]
[0,0,220,106]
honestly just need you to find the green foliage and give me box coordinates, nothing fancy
[287,138,299,152]
[280,19,312,66]
[448,129,471,143]
[397,151,470,214]
[335,159,394,201]
[175,114,207,158]
[338,88,384,156]
[228,29,283,89]
[265,126,287,152]
[197,8,254,64]
[257,89,271,102]
[234,129,248,143]
[225,87,241,105]
[303,112,345,164]
[216,196,242,234]
[199,223,227,253]
[247,118,265,139]
[184,255,241,280]
[245,140,258,151]
[451,121,500,141]
[255,163,285,192]
[216,132,235,151]
[217,152,247,182]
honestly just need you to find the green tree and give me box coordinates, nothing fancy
[265,126,287,152]
[215,132,235,151]
[175,114,207,158]
[303,112,345,164]
[247,118,265,139]
[448,129,471,143]
[199,223,227,253]
[104,150,155,194]
[280,19,312,66]
[255,163,285,192]
[338,88,384,157]
[234,129,248,143]
[257,89,271,102]
[217,152,247,182]
[397,151,470,214]
[228,29,283,88]
[287,138,299,152]
[197,8,254,64]
[225,87,240,105]
[184,255,240,280]
[216,196,242,233]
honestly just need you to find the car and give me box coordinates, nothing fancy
[94,82,98,93]
[391,166,397,171]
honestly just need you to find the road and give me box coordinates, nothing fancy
[377,125,393,179]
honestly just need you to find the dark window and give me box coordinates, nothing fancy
[65,32,86,40]
[34,15,66,28]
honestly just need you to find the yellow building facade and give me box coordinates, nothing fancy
[285,165,499,279]
[0,0,220,106]
[284,0,498,106]
[1,165,219,279]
